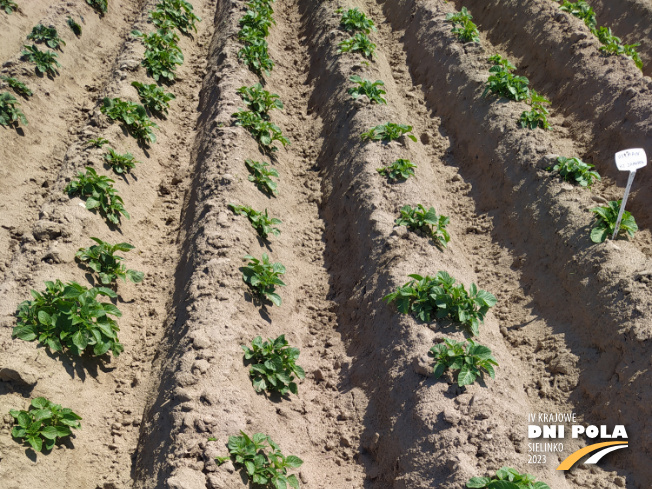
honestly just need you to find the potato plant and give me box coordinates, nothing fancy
[1,0,17,14]
[1,76,32,98]
[483,54,529,101]
[21,45,61,77]
[362,122,417,143]
[377,159,417,181]
[395,204,450,248]
[67,17,82,37]
[590,201,637,243]
[241,253,285,306]
[10,397,82,453]
[238,39,275,77]
[560,0,596,30]
[430,338,497,386]
[150,0,201,36]
[217,431,303,489]
[86,137,110,148]
[101,97,158,145]
[337,32,376,60]
[519,91,550,130]
[237,0,275,77]
[104,148,139,175]
[27,24,66,50]
[237,83,283,117]
[246,159,279,196]
[242,335,305,396]
[76,237,144,285]
[347,75,386,104]
[133,29,184,83]
[445,7,480,43]
[12,279,124,357]
[548,156,600,188]
[383,272,496,336]
[86,0,107,15]
[336,7,376,34]
[0,92,28,128]
[239,6,275,37]
[467,467,551,489]
[229,204,281,240]
[233,110,289,152]
[65,167,130,225]
[131,81,175,116]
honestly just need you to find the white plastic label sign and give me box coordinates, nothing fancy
[615,148,647,171]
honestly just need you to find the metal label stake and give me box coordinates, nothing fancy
[613,148,647,241]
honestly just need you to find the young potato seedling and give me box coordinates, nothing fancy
[27,24,66,50]
[218,431,303,488]
[445,7,480,43]
[430,338,497,387]
[12,279,124,357]
[65,167,130,225]
[237,83,283,117]
[242,335,305,396]
[67,17,82,37]
[519,90,551,130]
[559,0,596,30]
[233,109,289,152]
[361,122,417,143]
[241,253,286,306]
[86,0,107,15]
[483,54,529,102]
[10,397,82,453]
[1,0,17,14]
[590,200,638,243]
[86,137,110,148]
[239,7,275,37]
[150,0,201,36]
[104,148,139,175]
[347,75,386,104]
[135,29,185,83]
[101,97,158,145]
[131,81,175,116]
[246,159,279,196]
[229,204,281,240]
[547,156,600,188]
[377,159,417,181]
[596,27,643,70]
[395,204,450,248]
[336,7,376,34]
[383,271,496,336]
[337,32,376,60]
[76,237,144,285]
[0,92,28,128]
[466,467,551,489]
[21,45,61,77]
[238,39,275,77]
[1,76,32,98]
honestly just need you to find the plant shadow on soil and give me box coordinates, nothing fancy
[44,348,115,381]
[242,291,273,323]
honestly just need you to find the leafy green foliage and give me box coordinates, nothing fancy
[133,28,184,83]
[590,200,637,243]
[131,81,175,116]
[241,253,286,306]
[395,204,450,248]
[242,335,305,395]
[27,24,66,50]
[361,122,417,142]
[548,156,600,188]
[445,7,480,43]
[233,110,289,152]
[150,0,201,36]
[67,16,82,37]
[229,204,281,240]
[466,467,551,489]
[1,0,17,14]
[596,27,643,70]
[383,272,496,336]
[336,7,376,34]
[101,97,158,145]
[559,0,596,30]
[86,0,107,15]
[76,237,144,285]
[237,0,275,77]
[377,159,417,181]
[103,148,139,175]
[430,338,497,386]
[519,90,550,130]
[237,83,283,117]
[12,279,124,357]
[246,159,279,196]
[21,44,61,77]
[0,92,27,127]
[10,397,82,453]
[65,167,130,225]
[347,75,386,104]
[223,431,303,489]
[238,39,275,77]
[239,5,275,37]
[483,54,529,101]
[337,32,376,59]
[86,137,110,148]
[1,76,32,98]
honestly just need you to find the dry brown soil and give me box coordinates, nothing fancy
[0,0,650,488]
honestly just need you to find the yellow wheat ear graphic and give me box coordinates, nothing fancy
[556,441,628,470]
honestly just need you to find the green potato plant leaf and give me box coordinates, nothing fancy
[10,397,81,453]
[133,28,184,83]
[590,200,638,243]
[241,253,285,306]
[559,0,596,30]
[1,0,18,14]
[27,24,66,50]
[547,156,600,188]
[131,81,175,116]
[336,7,376,34]
[104,148,139,175]
[430,338,497,386]
[245,159,279,196]
[64,167,130,226]
[347,75,387,104]
[361,122,417,143]
[483,54,529,101]
[395,204,450,248]
[12,279,124,357]
[0,92,28,127]
[101,97,158,145]
[466,467,551,489]
[76,237,144,285]
[237,83,283,118]
[86,0,107,15]
[150,0,201,36]
[86,137,110,148]
[337,32,376,60]
[445,6,480,43]
[21,44,61,77]
[229,204,281,240]
[233,110,289,152]
[1,76,32,98]
[67,16,83,37]
[242,335,305,396]
[377,159,417,181]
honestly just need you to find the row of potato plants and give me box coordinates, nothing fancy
[7,0,201,457]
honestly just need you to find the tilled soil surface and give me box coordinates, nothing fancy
[0,0,650,488]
